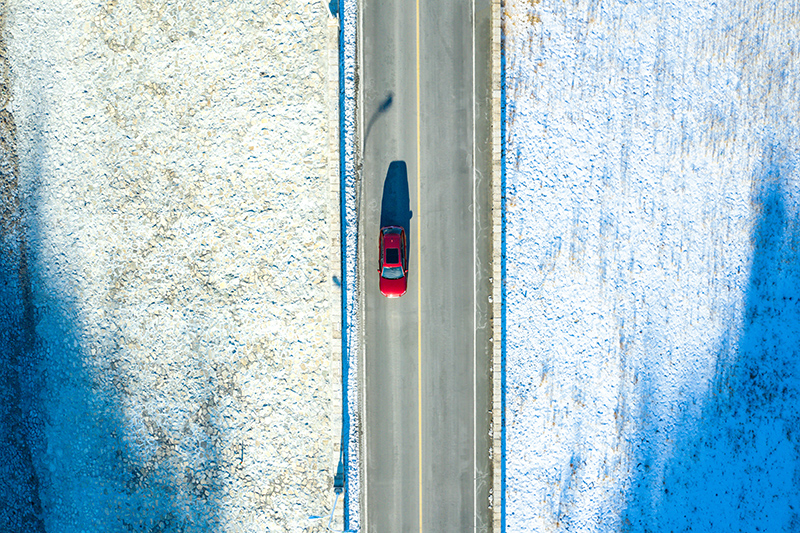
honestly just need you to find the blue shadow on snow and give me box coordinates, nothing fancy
[622,149,800,532]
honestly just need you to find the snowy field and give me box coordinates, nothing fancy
[0,1,341,532]
[504,0,800,531]
[4,0,800,531]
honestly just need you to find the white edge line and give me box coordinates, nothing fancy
[471,0,479,531]
[416,0,423,528]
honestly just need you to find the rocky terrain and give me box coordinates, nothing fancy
[0,1,341,531]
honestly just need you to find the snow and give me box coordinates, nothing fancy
[0,1,341,532]
[338,0,361,530]
[3,0,798,530]
[503,0,800,530]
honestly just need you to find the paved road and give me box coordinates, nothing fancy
[360,0,493,531]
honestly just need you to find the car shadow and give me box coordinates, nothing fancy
[379,160,412,243]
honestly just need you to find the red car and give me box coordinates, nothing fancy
[378,226,408,297]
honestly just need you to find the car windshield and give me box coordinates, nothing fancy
[381,265,405,280]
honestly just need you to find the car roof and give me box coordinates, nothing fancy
[383,232,402,248]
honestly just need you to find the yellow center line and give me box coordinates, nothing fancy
[415,0,422,529]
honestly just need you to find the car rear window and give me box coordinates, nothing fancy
[385,248,400,264]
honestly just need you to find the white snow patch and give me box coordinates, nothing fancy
[339,0,362,530]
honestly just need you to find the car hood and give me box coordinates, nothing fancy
[380,276,407,297]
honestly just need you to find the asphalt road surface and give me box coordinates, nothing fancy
[360,0,493,531]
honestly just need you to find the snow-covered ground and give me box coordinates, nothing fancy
[0,1,341,532]
[5,0,799,531]
[339,0,361,529]
[503,0,800,531]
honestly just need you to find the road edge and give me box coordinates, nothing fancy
[490,0,505,532]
